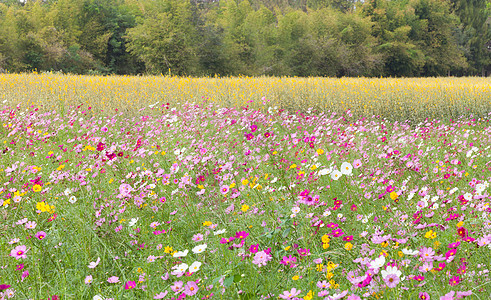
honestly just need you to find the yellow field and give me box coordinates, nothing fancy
[1,73,490,121]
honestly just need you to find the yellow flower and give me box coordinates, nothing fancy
[289,164,297,169]
[322,243,330,249]
[241,204,249,212]
[310,164,317,170]
[344,242,353,251]
[284,246,291,251]
[381,241,389,247]
[202,221,212,226]
[2,199,11,206]
[32,184,42,192]
[321,234,330,243]
[109,178,114,184]
[316,149,324,155]
[292,275,300,280]
[57,164,65,171]
[434,240,441,249]
[303,290,313,300]
[229,182,236,188]
[241,179,249,185]
[398,251,404,257]
[390,191,398,200]
[425,230,437,239]
[164,246,173,254]
[456,221,464,228]
[316,264,324,272]
[325,272,334,279]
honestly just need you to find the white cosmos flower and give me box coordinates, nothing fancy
[93,295,104,300]
[188,261,202,273]
[291,207,300,214]
[331,170,342,181]
[476,184,485,193]
[172,250,189,258]
[449,187,458,194]
[68,195,77,204]
[402,248,418,256]
[370,256,386,269]
[407,193,415,200]
[340,162,353,175]
[381,266,402,279]
[64,188,72,196]
[172,263,188,273]
[464,193,472,201]
[214,229,226,235]
[192,244,207,254]
[128,218,139,227]
[323,210,331,217]
[318,168,330,176]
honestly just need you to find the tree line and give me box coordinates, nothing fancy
[0,0,489,77]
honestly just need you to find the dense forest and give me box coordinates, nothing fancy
[0,0,489,77]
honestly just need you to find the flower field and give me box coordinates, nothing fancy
[1,74,490,122]
[1,75,491,300]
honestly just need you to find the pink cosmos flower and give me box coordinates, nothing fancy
[154,291,168,299]
[252,250,272,267]
[107,276,120,283]
[10,245,28,259]
[35,231,47,240]
[219,185,229,195]
[384,273,400,288]
[183,281,199,296]
[170,281,183,293]
[25,221,37,229]
[278,288,301,299]
[353,159,362,168]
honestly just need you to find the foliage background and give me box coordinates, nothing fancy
[0,0,489,77]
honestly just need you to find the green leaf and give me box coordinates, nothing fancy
[223,275,234,288]
[282,227,292,238]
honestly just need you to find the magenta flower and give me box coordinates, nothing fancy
[250,124,258,132]
[0,284,11,290]
[183,281,199,296]
[280,255,297,268]
[234,231,249,239]
[219,237,235,244]
[419,292,430,299]
[10,245,28,259]
[448,241,461,248]
[449,275,460,286]
[124,280,136,290]
[297,248,310,256]
[332,228,344,237]
[35,231,47,240]
[445,249,457,259]
[248,244,259,253]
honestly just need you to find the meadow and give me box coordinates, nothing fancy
[0,74,491,300]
